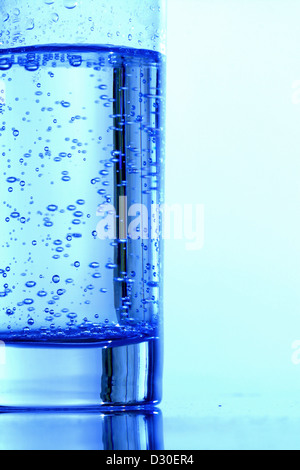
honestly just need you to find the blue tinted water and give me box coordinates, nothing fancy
[0,45,165,345]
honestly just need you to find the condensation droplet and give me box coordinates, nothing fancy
[63,0,78,9]
[51,13,59,23]
[26,19,35,31]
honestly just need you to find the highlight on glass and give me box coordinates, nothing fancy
[0,0,166,408]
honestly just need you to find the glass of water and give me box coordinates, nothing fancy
[0,0,166,408]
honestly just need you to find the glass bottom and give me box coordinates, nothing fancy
[0,338,163,409]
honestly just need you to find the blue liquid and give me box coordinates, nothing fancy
[0,45,165,346]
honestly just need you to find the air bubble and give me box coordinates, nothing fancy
[47,204,58,212]
[106,263,117,269]
[25,281,36,288]
[147,281,159,287]
[92,273,101,279]
[25,60,39,72]
[61,100,71,108]
[89,262,100,269]
[0,58,12,70]
[37,290,47,297]
[69,55,82,67]
[66,314,77,323]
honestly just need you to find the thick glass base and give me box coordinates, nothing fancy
[0,338,163,409]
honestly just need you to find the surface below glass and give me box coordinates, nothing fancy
[0,408,163,450]
[2,390,300,450]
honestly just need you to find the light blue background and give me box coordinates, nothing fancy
[163,0,300,449]
[2,0,300,451]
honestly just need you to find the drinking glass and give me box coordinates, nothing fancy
[0,0,166,408]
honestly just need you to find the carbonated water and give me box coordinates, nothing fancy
[0,45,165,346]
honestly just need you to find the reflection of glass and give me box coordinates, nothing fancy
[0,0,166,407]
[0,409,164,450]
